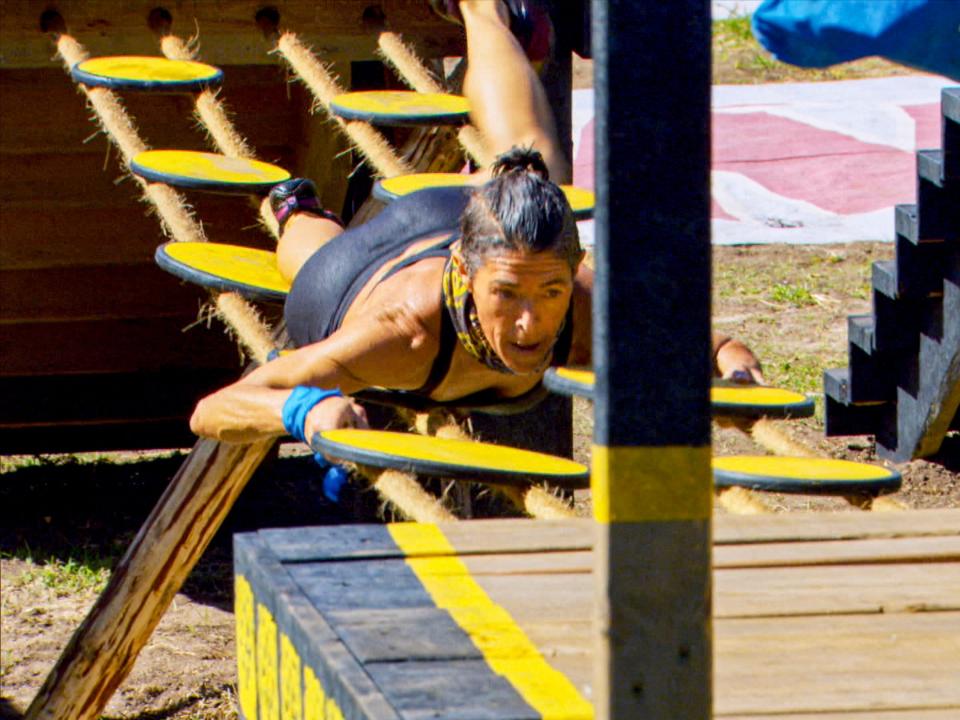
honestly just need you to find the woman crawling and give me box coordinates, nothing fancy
[189,0,763,446]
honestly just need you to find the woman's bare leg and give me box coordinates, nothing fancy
[276,214,344,284]
[460,1,570,183]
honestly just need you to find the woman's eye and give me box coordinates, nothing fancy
[494,288,515,300]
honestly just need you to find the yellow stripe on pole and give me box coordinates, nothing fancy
[388,523,593,719]
[591,445,712,523]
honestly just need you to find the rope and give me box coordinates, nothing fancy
[366,468,458,523]
[159,35,255,160]
[57,34,276,365]
[377,32,492,167]
[739,417,904,512]
[717,486,776,515]
[749,418,819,458]
[57,35,205,245]
[432,420,577,519]
[275,32,411,178]
[155,32,451,522]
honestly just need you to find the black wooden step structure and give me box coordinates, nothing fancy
[824,87,960,462]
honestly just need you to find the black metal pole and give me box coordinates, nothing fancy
[591,0,713,717]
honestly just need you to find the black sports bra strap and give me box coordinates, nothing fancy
[416,299,458,395]
[377,232,458,286]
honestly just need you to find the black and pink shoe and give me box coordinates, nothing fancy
[429,0,554,66]
[269,178,343,233]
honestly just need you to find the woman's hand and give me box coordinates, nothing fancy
[303,395,369,445]
[715,338,765,385]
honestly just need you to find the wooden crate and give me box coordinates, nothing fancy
[234,509,960,719]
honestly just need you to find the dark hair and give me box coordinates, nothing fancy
[459,147,581,275]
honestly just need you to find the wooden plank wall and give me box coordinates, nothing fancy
[0,1,462,452]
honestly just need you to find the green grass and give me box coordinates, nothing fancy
[7,546,114,595]
[711,14,912,84]
[770,283,816,307]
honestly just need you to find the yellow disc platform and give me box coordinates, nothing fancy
[70,56,223,92]
[373,173,596,220]
[329,91,471,126]
[713,456,901,494]
[544,367,815,419]
[131,150,291,195]
[313,429,589,489]
[155,242,290,302]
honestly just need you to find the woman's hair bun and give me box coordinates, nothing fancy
[490,146,549,180]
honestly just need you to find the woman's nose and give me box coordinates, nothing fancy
[515,301,538,333]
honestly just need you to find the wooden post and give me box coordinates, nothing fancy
[26,437,276,720]
[590,1,713,718]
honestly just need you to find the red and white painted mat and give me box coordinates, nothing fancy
[572,76,955,245]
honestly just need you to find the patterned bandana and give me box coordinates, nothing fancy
[441,254,563,375]
[442,255,514,374]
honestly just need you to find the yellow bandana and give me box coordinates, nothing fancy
[441,256,514,374]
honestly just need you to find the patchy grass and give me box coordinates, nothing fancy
[770,283,816,307]
[712,14,915,84]
[12,555,111,595]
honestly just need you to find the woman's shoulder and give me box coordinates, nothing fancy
[343,255,447,341]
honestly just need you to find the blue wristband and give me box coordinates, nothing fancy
[281,385,342,444]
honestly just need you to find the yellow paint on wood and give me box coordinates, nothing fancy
[303,665,324,720]
[320,429,587,479]
[257,602,280,720]
[74,56,221,83]
[713,456,898,481]
[711,385,809,408]
[378,174,595,215]
[591,445,712,522]
[235,575,258,720]
[160,242,291,295]
[303,647,347,720]
[132,150,290,185]
[280,634,303,720]
[552,367,595,387]
[330,90,470,120]
[388,523,593,719]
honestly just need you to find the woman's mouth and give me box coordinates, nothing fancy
[510,340,543,354]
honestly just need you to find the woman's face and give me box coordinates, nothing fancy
[467,250,575,374]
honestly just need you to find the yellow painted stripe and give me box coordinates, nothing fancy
[331,90,470,117]
[592,445,712,523]
[280,633,303,720]
[553,367,595,386]
[235,575,258,720]
[320,429,587,478]
[711,385,808,407]
[257,602,280,720]
[713,455,896,481]
[379,172,476,195]
[379,173,595,214]
[162,242,291,294]
[76,55,220,82]
[388,523,593,719]
[303,664,346,720]
[133,149,291,185]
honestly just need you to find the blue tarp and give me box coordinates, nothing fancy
[752,0,960,80]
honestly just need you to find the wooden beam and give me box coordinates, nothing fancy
[2,1,464,69]
[25,436,277,720]
[590,0,713,718]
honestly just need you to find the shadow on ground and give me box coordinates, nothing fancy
[0,449,358,610]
